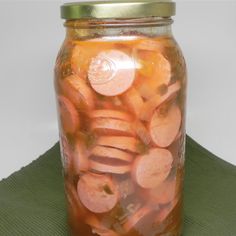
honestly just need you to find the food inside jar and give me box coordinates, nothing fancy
[55,35,186,236]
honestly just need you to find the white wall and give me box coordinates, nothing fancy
[0,1,235,180]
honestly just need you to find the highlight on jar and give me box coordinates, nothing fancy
[55,35,186,235]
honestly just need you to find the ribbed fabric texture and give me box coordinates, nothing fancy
[0,136,235,236]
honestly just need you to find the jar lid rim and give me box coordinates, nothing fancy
[61,1,176,20]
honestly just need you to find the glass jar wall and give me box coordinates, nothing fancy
[54,2,187,236]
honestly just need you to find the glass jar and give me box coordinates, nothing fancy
[54,1,187,236]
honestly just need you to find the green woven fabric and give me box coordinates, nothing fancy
[0,136,235,236]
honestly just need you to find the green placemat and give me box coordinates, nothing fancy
[0,136,235,236]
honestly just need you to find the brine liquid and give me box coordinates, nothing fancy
[55,35,187,236]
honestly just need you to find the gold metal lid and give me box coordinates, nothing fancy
[61,1,176,20]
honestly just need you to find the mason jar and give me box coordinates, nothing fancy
[54,1,187,235]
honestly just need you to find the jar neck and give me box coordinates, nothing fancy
[64,17,173,40]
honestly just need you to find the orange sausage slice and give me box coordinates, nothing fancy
[91,146,133,162]
[58,96,80,134]
[90,161,131,174]
[147,178,177,205]
[88,50,135,96]
[132,148,173,189]
[97,136,140,153]
[91,118,135,136]
[122,88,144,117]
[140,81,181,121]
[73,140,89,174]
[123,207,152,232]
[60,74,94,109]
[77,173,119,213]
[149,103,181,147]
[91,109,132,121]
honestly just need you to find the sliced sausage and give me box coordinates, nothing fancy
[96,136,140,153]
[132,148,173,189]
[91,146,133,162]
[90,161,131,175]
[91,109,132,121]
[88,50,135,96]
[91,118,135,136]
[65,181,88,219]
[73,140,89,174]
[77,173,119,213]
[58,96,80,134]
[60,74,94,109]
[149,103,181,147]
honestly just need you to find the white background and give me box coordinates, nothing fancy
[0,1,235,180]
